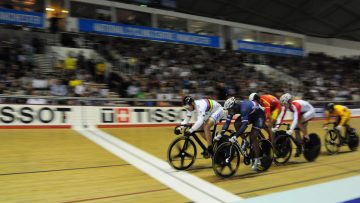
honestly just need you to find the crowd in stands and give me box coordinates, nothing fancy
[1,29,360,106]
[88,35,360,103]
[91,36,286,100]
[0,35,110,105]
[268,53,360,101]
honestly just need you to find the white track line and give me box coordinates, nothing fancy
[74,127,242,203]
[236,175,360,203]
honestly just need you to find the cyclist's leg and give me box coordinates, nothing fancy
[197,124,206,143]
[340,117,351,141]
[195,125,211,158]
[294,127,302,151]
[204,118,215,147]
[250,127,260,158]
[251,110,265,158]
[250,110,265,169]
[297,121,306,141]
[205,107,224,154]
[334,116,344,139]
[264,120,273,143]
[270,108,280,143]
[295,116,307,155]
[299,108,316,140]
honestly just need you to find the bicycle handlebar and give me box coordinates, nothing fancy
[174,118,230,135]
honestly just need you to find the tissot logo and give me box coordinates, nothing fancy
[0,106,71,124]
[101,108,187,123]
[116,108,130,123]
[101,108,131,123]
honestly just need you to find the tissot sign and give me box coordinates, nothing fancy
[0,105,72,125]
[100,107,192,124]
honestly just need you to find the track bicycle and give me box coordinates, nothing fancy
[167,121,231,170]
[324,122,359,154]
[212,130,273,178]
[273,123,321,165]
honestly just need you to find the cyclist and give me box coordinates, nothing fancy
[215,97,265,171]
[273,93,315,157]
[249,93,281,144]
[175,96,224,158]
[323,103,351,142]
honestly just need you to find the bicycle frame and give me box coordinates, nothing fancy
[180,121,222,152]
[324,122,348,141]
[276,123,302,149]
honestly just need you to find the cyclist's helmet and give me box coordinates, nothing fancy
[280,93,292,105]
[182,96,194,107]
[326,103,335,112]
[249,93,260,102]
[224,97,236,110]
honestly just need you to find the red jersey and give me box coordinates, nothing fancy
[260,94,281,119]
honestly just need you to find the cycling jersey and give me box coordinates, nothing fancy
[325,105,351,126]
[221,100,265,137]
[260,94,282,120]
[276,100,315,131]
[181,99,224,133]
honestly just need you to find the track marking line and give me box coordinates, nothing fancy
[74,126,242,203]
[233,175,360,203]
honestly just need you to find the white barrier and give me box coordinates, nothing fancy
[0,104,359,128]
[0,104,80,128]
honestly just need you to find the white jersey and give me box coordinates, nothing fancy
[277,99,315,131]
[181,99,223,133]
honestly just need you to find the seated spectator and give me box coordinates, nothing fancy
[50,79,68,96]
[95,60,106,83]
[64,51,77,71]
[74,82,86,97]
[32,77,48,90]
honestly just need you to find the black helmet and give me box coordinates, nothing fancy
[326,103,334,111]
[182,96,194,106]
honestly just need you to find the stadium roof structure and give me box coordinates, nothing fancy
[173,0,360,41]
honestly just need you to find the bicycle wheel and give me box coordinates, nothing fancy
[347,128,359,151]
[213,135,229,152]
[303,133,321,162]
[257,139,273,172]
[273,131,292,165]
[212,142,240,178]
[167,136,197,170]
[324,130,340,154]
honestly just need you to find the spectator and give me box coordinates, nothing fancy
[50,79,68,96]
[95,60,106,83]
[64,51,77,72]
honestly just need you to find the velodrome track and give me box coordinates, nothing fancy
[0,119,359,202]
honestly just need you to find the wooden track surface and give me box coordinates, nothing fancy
[0,129,188,203]
[103,119,360,199]
[0,119,359,202]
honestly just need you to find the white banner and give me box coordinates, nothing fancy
[0,105,359,127]
[0,104,80,127]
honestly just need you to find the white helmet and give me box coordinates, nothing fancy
[224,97,236,110]
[280,93,292,104]
[249,93,260,102]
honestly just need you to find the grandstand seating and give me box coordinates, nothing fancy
[1,27,359,105]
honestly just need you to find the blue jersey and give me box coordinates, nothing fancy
[221,100,265,137]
